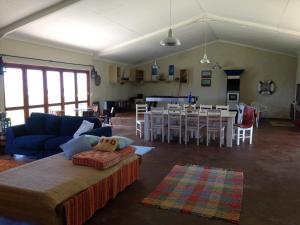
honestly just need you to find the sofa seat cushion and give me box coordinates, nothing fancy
[44,136,72,152]
[14,135,56,150]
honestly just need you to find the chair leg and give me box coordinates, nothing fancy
[179,128,181,144]
[185,129,187,145]
[237,129,240,146]
[242,130,245,142]
[136,123,138,136]
[250,128,253,144]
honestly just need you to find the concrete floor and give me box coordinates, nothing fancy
[1,115,300,225]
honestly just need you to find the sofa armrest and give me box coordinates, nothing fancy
[6,124,27,140]
[82,126,112,137]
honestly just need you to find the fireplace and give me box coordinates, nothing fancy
[224,69,244,110]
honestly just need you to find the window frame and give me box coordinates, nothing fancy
[4,63,90,121]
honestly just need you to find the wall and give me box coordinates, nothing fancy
[134,41,297,118]
[0,38,135,112]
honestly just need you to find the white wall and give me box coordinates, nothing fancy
[0,38,135,111]
[134,41,297,118]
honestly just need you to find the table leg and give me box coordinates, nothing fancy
[226,117,234,147]
[144,114,150,141]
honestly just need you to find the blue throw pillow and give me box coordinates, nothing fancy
[113,136,134,149]
[85,135,100,146]
[60,135,92,160]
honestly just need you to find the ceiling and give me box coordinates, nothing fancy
[1,0,300,65]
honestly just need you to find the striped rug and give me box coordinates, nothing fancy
[142,165,243,224]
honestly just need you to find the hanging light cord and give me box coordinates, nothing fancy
[204,20,207,54]
[169,0,172,29]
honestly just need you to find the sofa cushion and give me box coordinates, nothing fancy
[25,113,47,134]
[44,136,72,152]
[60,116,101,136]
[45,114,61,135]
[14,135,55,150]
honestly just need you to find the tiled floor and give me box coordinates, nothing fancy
[1,115,300,225]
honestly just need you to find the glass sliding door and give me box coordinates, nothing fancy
[4,68,25,125]
[27,69,45,115]
[63,72,76,116]
[4,64,90,122]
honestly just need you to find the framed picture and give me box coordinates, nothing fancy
[168,65,175,76]
[201,70,212,78]
[201,78,211,87]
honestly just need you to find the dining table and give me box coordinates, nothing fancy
[143,110,237,148]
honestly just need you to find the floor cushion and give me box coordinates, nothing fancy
[44,136,72,152]
[14,135,55,150]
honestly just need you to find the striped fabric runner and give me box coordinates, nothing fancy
[63,158,140,225]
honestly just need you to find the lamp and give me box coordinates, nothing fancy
[152,59,159,69]
[160,0,181,47]
[200,20,210,64]
[91,66,101,86]
[0,56,6,76]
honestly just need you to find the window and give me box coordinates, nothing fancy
[4,64,90,125]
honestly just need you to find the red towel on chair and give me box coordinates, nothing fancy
[72,146,136,170]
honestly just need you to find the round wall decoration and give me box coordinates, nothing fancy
[257,80,276,95]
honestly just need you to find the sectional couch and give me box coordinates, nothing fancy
[5,113,112,158]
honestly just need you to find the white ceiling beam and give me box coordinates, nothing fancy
[0,0,81,38]
[98,14,214,56]
[208,13,300,38]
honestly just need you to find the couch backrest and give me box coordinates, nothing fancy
[26,113,101,136]
[60,115,101,136]
[25,113,47,134]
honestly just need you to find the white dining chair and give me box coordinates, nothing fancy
[200,104,213,110]
[136,104,147,138]
[184,109,206,145]
[206,110,225,147]
[167,107,182,144]
[216,105,229,111]
[234,106,255,145]
[150,107,165,142]
[167,103,180,109]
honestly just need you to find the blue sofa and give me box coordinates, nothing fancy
[5,113,112,158]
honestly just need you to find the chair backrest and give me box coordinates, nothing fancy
[183,104,196,110]
[150,107,164,127]
[167,103,180,109]
[242,106,255,128]
[206,110,222,129]
[136,104,147,120]
[200,104,213,110]
[216,105,229,111]
[185,109,199,127]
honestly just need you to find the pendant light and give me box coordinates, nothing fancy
[152,59,159,69]
[200,20,210,64]
[160,0,181,47]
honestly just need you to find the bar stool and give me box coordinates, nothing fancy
[167,107,182,144]
[136,104,147,138]
[206,110,225,147]
[150,107,165,142]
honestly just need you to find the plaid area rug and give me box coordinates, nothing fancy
[142,165,243,223]
[0,159,24,173]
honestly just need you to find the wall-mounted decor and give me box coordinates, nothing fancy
[257,80,276,95]
[179,69,188,83]
[168,64,175,80]
[201,78,211,87]
[201,70,212,78]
